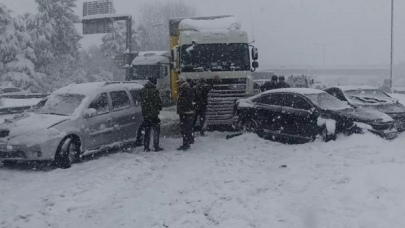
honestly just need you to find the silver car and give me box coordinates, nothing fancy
[0,81,144,168]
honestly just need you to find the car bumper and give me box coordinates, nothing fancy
[394,121,405,132]
[369,129,398,140]
[0,137,63,161]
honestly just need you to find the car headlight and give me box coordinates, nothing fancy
[354,122,373,130]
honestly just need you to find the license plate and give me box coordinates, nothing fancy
[396,122,405,130]
[385,132,398,139]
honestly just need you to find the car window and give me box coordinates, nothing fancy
[110,91,131,110]
[129,89,141,107]
[258,94,283,106]
[3,88,21,93]
[326,88,346,101]
[88,93,109,115]
[283,94,312,110]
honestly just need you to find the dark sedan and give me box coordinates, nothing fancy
[324,86,405,131]
[233,88,398,143]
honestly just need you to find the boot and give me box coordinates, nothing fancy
[153,146,164,152]
[177,144,190,151]
[144,148,151,152]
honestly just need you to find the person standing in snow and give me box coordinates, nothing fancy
[277,75,290,89]
[260,75,279,92]
[192,78,213,136]
[140,80,164,152]
[176,79,194,151]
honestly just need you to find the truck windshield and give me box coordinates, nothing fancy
[180,43,250,72]
[131,65,160,79]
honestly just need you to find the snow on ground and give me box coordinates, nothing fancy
[1,130,405,228]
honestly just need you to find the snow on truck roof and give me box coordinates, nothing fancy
[52,82,143,96]
[132,55,170,66]
[137,51,170,57]
[179,16,241,31]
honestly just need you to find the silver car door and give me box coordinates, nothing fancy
[110,90,136,142]
[85,92,115,149]
[129,88,143,137]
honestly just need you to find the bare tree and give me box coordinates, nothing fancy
[137,1,197,51]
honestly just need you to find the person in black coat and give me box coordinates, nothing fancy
[177,79,194,151]
[192,78,213,136]
[277,75,290,88]
[140,81,163,152]
[260,75,279,92]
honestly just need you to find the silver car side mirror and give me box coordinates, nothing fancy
[84,108,97,118]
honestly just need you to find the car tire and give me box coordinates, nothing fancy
[242,119,258,133]
[55,137,80,169]
[242,119,264,138]
[1,160,18,167]
[321,128,336,142]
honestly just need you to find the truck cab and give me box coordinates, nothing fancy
[129,51,173,106]
[169,16,259,125]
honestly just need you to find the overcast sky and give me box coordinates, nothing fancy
[3,0,405,67]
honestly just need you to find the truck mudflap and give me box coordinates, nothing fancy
[205,83,247,125]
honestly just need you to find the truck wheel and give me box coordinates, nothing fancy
[54,137,80,169]
[1,160,18,167]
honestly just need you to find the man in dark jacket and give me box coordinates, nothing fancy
[260,75,279,92]
[177,79,194,151]
[277,75,290,88]
[140,81,163,152]
[192,78,212,136]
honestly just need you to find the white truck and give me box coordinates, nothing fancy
[169,15,259,125]
[128,51,173,106]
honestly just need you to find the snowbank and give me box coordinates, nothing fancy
[179,16,241,31]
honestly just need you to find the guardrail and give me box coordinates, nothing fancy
[0,93,49,99]
[0,106,34,115]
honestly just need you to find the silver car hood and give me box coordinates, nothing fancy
[1,113,69,131]
[0,113,69,146]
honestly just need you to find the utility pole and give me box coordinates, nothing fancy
[322,44,326,77]
[390,0,394,90]
[314,43,333,76]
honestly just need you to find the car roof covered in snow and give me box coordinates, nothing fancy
[52,82,143,96]
[263,88,325,95]
[331,85,378,91]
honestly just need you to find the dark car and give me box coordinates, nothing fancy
[233,88,398,143]
[324,86,405,131]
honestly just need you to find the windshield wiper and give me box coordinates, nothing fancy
[43,112,69,116]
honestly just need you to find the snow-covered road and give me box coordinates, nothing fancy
[2,131,405,228]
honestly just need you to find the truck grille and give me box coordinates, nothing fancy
[206,81,247,124]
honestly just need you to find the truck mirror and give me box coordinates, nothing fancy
[252,47,258,61]
[252,61,259,69]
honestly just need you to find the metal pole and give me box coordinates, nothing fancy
[322,44,326,76]
[125,17,132,81]
[390,0,394,90]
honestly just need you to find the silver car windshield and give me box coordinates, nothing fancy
[35,94,85,116]
[306,93,352,110]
